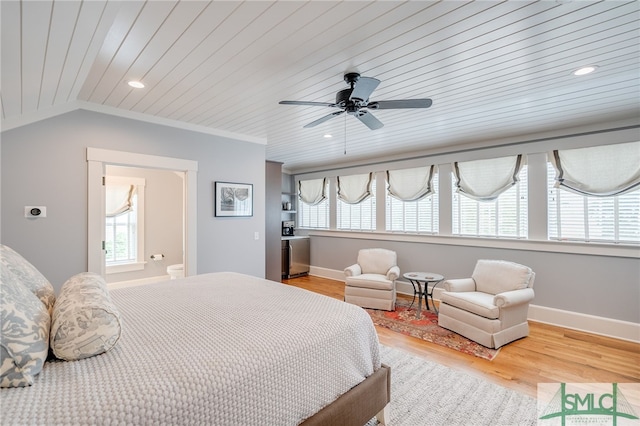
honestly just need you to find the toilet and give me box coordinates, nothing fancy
[167,264,184,280]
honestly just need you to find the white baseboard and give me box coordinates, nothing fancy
[309,266,640,344]
[527,305,640,344]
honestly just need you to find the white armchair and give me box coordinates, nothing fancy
[438,259,535,348]
[344,248,399,311]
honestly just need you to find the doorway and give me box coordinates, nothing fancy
[87,148,198,279]
[103,165,184,284]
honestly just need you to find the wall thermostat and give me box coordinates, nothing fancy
[25,206,47,218]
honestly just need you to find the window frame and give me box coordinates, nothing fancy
[452,165,528,239]
[336,178,376,231]
[385,171,439,234]
[105,176,146,274]
[547,162,640,244]
[292,137,640,257]
[297,179,330,229]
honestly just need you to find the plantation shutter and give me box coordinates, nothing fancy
[550,141,640,196]
[299,178,327,206]
[453,155,523,201]
[337,173,373,204]
[387,165,435,201]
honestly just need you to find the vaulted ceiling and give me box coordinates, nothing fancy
[2,1,639,172]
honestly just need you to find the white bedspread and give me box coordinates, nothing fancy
[1,272,381,425]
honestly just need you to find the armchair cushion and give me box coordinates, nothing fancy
[440,291,500,319]
[357,248,397,275]
[472,259,534,295]
[346,274,395,291]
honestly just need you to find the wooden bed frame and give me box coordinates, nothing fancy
[301,364,391,426]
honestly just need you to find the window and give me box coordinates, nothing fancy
[105,176,145,273]
[105,202,138,263]
[547,162,640,243]
[452,166,528,238]
[298,179,329,229]
[386,172,439,233]
[337,178,376,231]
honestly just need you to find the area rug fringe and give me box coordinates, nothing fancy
[368,345,537,426]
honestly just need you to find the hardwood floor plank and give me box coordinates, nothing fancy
[283,275,640,398]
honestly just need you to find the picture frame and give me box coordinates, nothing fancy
[214,181,253,217]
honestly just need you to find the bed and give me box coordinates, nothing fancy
[1,262,390,425]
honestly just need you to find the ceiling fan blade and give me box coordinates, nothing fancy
[279,100,337,107]
[303,110,345,128]
[349,77,380,101]
[369,99,432,109]
[355,110,384,130]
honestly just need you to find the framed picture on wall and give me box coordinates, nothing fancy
[214,181,253,217]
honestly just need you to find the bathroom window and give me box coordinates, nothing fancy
[105,176,146,273]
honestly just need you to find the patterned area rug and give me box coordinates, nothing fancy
[365,301,500,361]
[366,345,537,425]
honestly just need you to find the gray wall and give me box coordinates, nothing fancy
[0,109,266,292]
[105,165,183,283]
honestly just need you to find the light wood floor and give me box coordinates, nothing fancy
[283,275,640,398]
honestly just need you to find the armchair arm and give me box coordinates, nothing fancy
[386,266,400,281]
[443,278,476,292]
[344,264,362,277]
[494,288,535,308]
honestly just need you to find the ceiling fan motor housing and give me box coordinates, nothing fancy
[336,88,352,106]
[337,88,364,113]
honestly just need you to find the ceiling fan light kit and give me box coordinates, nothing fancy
[279,73,432,130]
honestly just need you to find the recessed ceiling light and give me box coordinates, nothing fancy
[573,66,598,76]
[324,134,332,138]
[127,80,145,89]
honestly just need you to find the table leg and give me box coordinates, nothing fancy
[408,280,418,310]
[424,284,431,311]
[416,283,423,319]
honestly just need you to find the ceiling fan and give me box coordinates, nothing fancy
[279,72,432,130]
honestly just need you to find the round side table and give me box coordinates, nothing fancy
[403,272,445,318]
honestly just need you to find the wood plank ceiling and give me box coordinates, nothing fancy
[1,1,639,172]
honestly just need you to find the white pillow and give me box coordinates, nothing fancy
[50,272,122,361]
[0,267,50,387]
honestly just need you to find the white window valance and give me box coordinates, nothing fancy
[337,173,373,204]
[550,142,640,196]
[387,165,435,201]
[106,184,135,217]
[105,176,145,217]
[453,155,523,201]
[298,178,327,206]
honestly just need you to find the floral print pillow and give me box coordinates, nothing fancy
[0,245,55,314]
[0,266,51,387]
[50,272,122,361]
